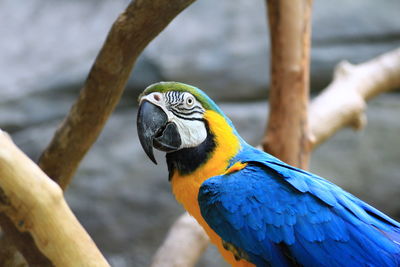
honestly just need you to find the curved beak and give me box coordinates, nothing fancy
[137,101,181,164]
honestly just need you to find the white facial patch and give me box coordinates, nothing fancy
[171,116,207,149]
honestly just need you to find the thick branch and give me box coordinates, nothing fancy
[262,0,313,168]
[151,47,400,267]
[39,0,196,190]
[0,130,109,267]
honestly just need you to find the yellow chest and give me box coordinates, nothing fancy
[170,110,254,267]
[171,157,227,221]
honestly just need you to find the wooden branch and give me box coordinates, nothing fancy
[150,213,209,267]
[309,47,400,147]
[0,130,109,267]
[151,47,400,267]
[1,0,196,264]
[262,0,313,169]
[39,0,196,190]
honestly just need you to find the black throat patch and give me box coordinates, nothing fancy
[166,124,216,181]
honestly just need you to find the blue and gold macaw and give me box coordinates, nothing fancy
[136,82,400,267]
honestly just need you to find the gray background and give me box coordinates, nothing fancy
[1,0,399,266]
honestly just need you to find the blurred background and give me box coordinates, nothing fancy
[1,0,400,266]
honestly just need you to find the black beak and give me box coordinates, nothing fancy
[137,101,182,164]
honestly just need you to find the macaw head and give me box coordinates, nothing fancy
[137,82,240,172]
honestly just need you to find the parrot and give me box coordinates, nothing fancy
[136,81,400,267]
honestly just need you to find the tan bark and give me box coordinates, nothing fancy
[262,0,313,169]
[0,130,109,267]
[150,47,400,267]
[0,0,195,264]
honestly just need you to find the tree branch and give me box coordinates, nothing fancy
[262,0,313,169]
[0,130,109,266]
[309,48,400,147]
[0,0,195,264]
[150,47,400,267]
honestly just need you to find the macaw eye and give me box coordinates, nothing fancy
[185,94,195,107]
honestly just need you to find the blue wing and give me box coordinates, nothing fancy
[198,146,400,267]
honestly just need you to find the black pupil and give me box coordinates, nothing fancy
[188,98,192,104]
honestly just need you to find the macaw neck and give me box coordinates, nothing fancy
[166,125,216,180]
[166,110,242,181]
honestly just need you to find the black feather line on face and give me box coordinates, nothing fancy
[169,109,204,121]
[173,91,179,102]
[170,107,203,116]
[166,122,216,180]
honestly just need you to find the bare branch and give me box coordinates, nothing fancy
[309,47,400,147]
[0,130,109,266]
[151,47,400,267]
[262,0,313,169]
